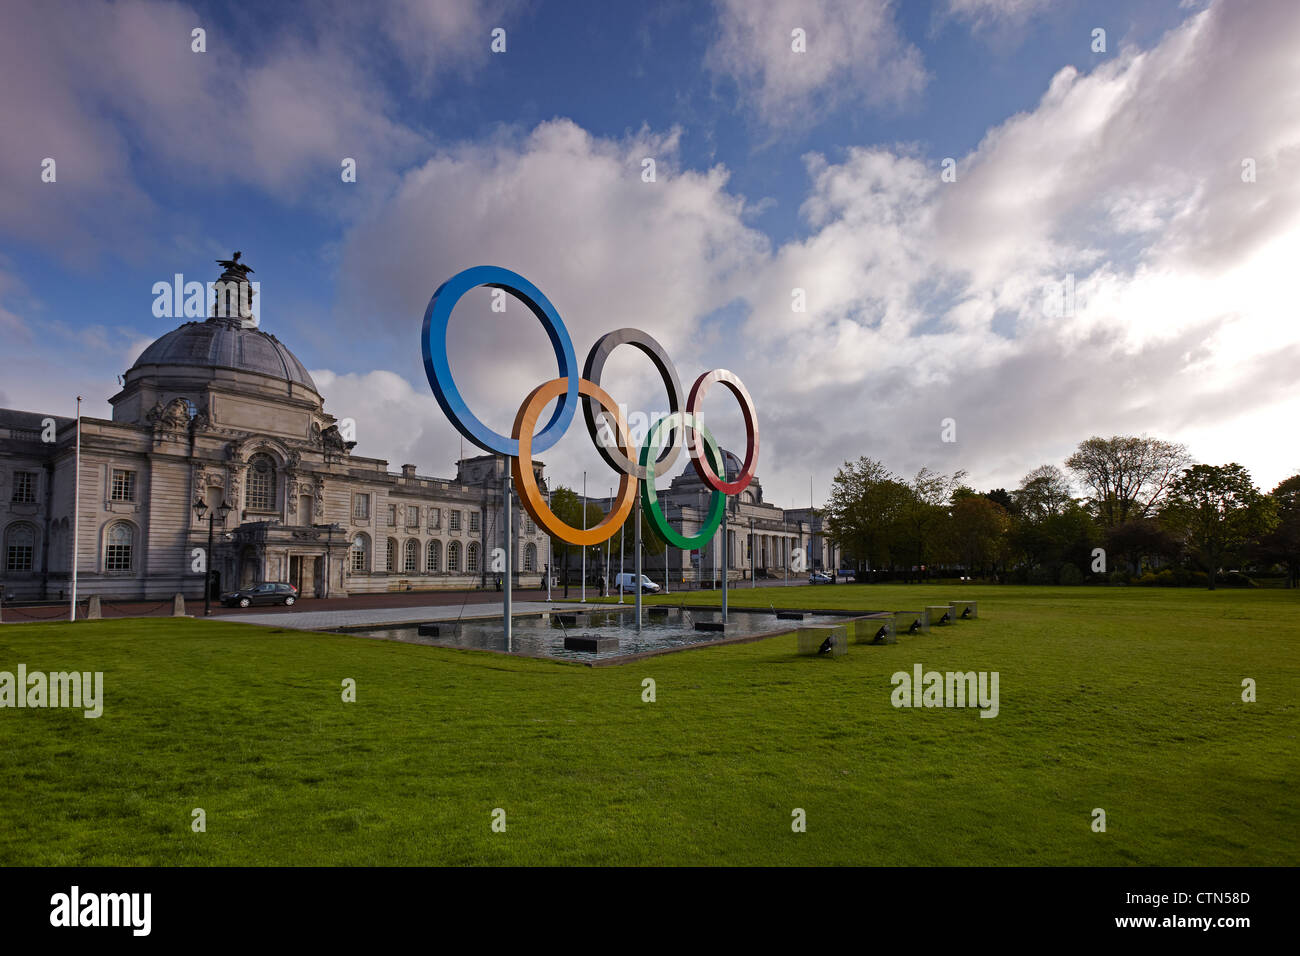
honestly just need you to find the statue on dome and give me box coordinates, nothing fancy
[216,251,255,278]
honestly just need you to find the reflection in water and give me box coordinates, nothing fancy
[349,607,849,662]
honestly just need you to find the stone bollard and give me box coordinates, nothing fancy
[87,595,102,620]
[173,593,186,617]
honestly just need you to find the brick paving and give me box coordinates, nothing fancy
[0,588,572,624]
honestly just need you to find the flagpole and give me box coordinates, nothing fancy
[581,471,586,603]
[546,484,552,601]
[70,396,82,622]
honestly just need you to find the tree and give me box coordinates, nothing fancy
[1161,464,1276,589]
[949,495,1010,578]
[825,457,910,573]
[549,487,582,596]
[1105,518,1180,576]
[1065,435,1191,527]
[1257,475,1300,588]
[899,467,967,579]
[1013,465,1073,522]
[984,487,1017,516]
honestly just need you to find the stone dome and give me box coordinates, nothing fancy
[130,317,318,393]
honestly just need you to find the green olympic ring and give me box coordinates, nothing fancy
[639,411,726,550]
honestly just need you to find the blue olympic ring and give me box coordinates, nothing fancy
[420,265,579,457]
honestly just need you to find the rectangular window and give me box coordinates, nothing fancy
[105,543,132,572]
[111,469,136,502]
[429,508,441,529]
[407,507,419,528]
[11,472,36,503]
[353,494,370,520]
[525,517,535,534]
[469,512,481,533]
[6,544,32,572]
[449,510,461,531]
[387,504,397,526]
[247,457,274,511]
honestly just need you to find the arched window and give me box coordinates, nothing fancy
[467,542,480,573]
[104,522,134,572]
[427,539,441,572]
[524,543,537,572]
[4,523,35,572]
[385,538,397,572]
[247,454,276,511]
[404,539,419,573]
[447,541,461,572]
[350,533,369,572]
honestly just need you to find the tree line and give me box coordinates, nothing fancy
[824,436,1300,589]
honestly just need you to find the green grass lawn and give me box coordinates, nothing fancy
[1,585,1296,866]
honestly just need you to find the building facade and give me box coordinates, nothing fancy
[590,449,839,586]
[0,260,551,602]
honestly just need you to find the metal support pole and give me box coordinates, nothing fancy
[585,473,590,606]
[70,396,81,621]
[504,460,513,648]
[722,502,729,624]
[619,520,625,604]
[204,515,215,616]
[634,492,642,633]
[546,485,552,602]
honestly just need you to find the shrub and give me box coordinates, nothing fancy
[1058,563,1084,586]
[1027,565,1055,585]
[1217,571,1257,588]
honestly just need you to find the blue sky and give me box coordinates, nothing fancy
[2,0,1297,505]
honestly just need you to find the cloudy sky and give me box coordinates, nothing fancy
[2,0,1297,506]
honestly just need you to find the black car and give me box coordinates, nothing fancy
[220,582,299,608]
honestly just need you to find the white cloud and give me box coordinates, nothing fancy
[332,117,770,491]
[706,0,928,129]
[943,0,1051,31]
[315,0,1300,504]
[6,0,1297,508]
[0,0,499,262]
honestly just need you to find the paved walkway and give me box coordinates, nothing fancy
[222,600,619,632]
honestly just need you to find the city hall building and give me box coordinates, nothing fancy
[0,259,834,603]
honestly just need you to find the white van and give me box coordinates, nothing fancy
[614,573,661,594]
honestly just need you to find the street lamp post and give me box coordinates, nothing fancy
[193,496,231,617]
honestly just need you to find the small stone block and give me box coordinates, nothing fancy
[776,611,804,620]
[417,623,440,636]
[926,605,955,625]
[797,625,848,657]
[894,610,929,634]
[951,600,978,619]
[564,634,618,652]
[854,618,896,644]
[694,621,727,632]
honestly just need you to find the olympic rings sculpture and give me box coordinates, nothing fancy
[421,265,759,547]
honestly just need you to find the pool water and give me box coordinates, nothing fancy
[344,605,855,663]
